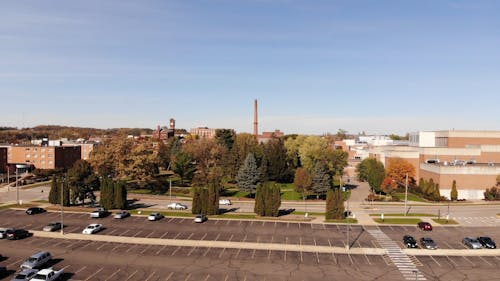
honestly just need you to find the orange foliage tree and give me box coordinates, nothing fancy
[385,158,416,187]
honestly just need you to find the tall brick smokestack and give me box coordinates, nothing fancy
[253,99,258,138]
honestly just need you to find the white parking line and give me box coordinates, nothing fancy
[141,245,152,254]
[111,243,122,252]
[462,256,475,266]
[242,234,247,242]
[156,245,168,255]
[160,232,169,239]
[203,274,211,281]
[226,220,231,225]
[167,218,174,223]
[187,247,197,256]
[144,271,156,281]
[171,246,181,256]
[120,229,131,236]
[105,269,121,281]
[186,233,194,240]
[219,248,226,258]
[184,273,191,281]
[261,221,265,226]
[96,242,108,251]
[250,221,254,226]
[179,218,185,223]
[74,266,87,274]
[287,222,289,228]
[214,233,221,241]
[215,220,219,225]
[133,230,143,237]
[6,259,22,268]
[165,272,174,281]
[146,231,155,238]
[126,244,137,253]
[238,220,242,226]
[429,256,441,267]
[200,233,207,240]
[107,229,119,236]
[235,248,241,258]
[479,256,493,266]
[124,270,138,281]
[173,232,182,239]
[203,248,211,257]
[84,267,103,281]
[446,256,458,267]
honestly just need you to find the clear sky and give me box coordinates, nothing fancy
[1,0,499,135]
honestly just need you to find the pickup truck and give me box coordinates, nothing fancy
[90,208,108,218]
[30,268,64,281]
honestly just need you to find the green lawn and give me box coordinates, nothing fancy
[373,218,422,224]
[392,193,429,203]
[128,188,191,198]
[292,211,325,216]
[369,213,435,217]
[432,218,459,225]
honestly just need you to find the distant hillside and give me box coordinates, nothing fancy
[0,125,154,144]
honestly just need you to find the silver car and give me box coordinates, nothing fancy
[420,237,437,250]
[11,268,38,281]
[463,237,483,249]
[43,222,62,232]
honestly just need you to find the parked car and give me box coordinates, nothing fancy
[0,266,7,276]
[194,214,207,223]
[0,228,13,239]
[25,207,46,215]
[21,251,52,269]
[463,237,483,249]
[219,199,232,205]
[114,211,130,219]
[403,235,418,248]
[420,237,437,249]
[11,268,39,281]
[90,208,109,218]
[6,229,30,240]
[148,213,164,221]
[167,203,188,210]
[30,268,64,281]
[43,222,62,232]
[82,224,103,234]
[417,222,433,231]
[478,236,496,249]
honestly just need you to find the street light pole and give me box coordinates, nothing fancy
[16,167,19,205]
[404,173,408,216]
[169,179,172,203]
[61,176,65,235]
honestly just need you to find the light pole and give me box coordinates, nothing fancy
[169,178,172,203]
[60,176,65,235]
[404,173,408,216]
[413,270,418,281]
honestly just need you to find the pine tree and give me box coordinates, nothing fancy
[114,181,127,209]
[254,185,264,216]
[450,180,458,201]
[236,153,261,195]
[433,183,441,201]
[334,188,345,219]
[271,184,281,217]
[62,181,71,207]
[200,188,209,215]
[310,161,332,199]
[207,182,220,215]
[191,187,202,214]
[325,189,335,220]
[49,176,60,204]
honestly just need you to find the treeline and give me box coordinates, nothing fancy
[0,125,154,143]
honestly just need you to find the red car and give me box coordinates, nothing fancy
[418,222,432,231]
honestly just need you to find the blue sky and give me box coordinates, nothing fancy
[1,0,499,135]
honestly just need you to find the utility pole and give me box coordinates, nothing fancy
[16,166,19,205]
[404,173,408,216]
[169,178,172,203]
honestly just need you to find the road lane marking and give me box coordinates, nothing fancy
[107,229,119,236]
[186,233,194,240]
[84,267,103,281]
[226,220,231,225]
[105,269,121,281]
[214,233,220,241]
[74,266,87,274]
[203,274,210,281]
[146,231,155,238]
[203,248,211,257]
[184,273,191,281]
[187,247,197,256]
[96,242,108,250]
[219,248,226,258]
[215,220,219,225]
[429,255,441,267]
[126,244,137,253]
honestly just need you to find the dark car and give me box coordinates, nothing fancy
[0,266,7,276]
[25,207,46,215]
[6,229,30,240]
[478,237,496,249]
[403,235,418,248]
[420,237,437,249]
[417,222,433,231]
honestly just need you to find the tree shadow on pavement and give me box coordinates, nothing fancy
[278,209,296,216]
[218,208,240,214]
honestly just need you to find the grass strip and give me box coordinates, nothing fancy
[432,218,459,225]
[369,213,435,217]
[373,218,422,224]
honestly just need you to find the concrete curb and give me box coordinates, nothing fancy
[31,230,385,256]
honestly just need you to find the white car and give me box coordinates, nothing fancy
[114,211,130,219]
[167,202,188,210]
[0,228,13,239]
[82,224,103,234]
[194,214,207,223]
[219,199,232,205]
[148,213,164,221]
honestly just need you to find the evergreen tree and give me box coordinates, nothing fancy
[207,181,220,215]
[191,187,202,215]
[450,180,458,201]
[433,183,441,201]
[254,185,264,216]
[271,184,281,217]
[310,161,332,199]
[48,176,60,204]
[334,188,345,219]
[100,178,115,210]
[427,178,435,199]
[417,178,425,194]
[236,153,261,195]
[200,188,209,215]
[62,181,70,207]
[325,189,335,220]
[114,181,127,209]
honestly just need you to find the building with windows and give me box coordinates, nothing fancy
[371,130,500,200]
[0,147,7,173]
[7,145,81,170]
[190,127,217,139]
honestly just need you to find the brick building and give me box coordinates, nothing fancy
[190,127,217,139]
[0,147,7,173]
[7,145,81,170]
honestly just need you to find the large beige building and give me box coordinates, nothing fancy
[371,130,500,200]
[190,127,217,139]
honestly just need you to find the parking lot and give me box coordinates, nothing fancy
[0,209,375,249]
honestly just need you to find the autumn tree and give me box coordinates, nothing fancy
[215,129,236,150]
[236,153,261,195]
[294,168,312,197]
[183,138,225,187]
[325,188,344,220]
[450,180,458,201]
[67,160,99,205]
[385,158,416,186]
[310,161,332,199]
[261,138,293,182]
